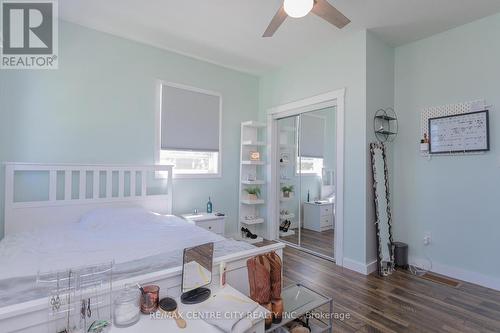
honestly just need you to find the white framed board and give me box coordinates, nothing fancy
[429,110,490,154]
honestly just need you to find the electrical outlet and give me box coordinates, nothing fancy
[423,233,431,246]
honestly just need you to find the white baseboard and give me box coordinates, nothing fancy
[343,257,378,275]
[410,257,500,291]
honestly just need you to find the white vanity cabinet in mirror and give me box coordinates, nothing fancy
[303,202,334,232]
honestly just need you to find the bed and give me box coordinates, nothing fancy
[0,163,284,333]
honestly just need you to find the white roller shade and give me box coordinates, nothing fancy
[300,114,325,158]
[161,84,221,152]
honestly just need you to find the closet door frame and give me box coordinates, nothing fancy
[266,88,345,265]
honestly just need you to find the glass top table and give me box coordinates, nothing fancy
[266,283,333,333]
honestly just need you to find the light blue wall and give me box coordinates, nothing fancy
[394,13,500,279]
[0,21,260,238]
[259,31,370,264]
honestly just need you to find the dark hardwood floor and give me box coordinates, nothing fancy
[281,246,500,333]
[280,228,334,258]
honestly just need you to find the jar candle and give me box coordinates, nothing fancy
[114,287,140,327]
[140,285,160,314]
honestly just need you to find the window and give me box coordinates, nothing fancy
[157,82,221,177]
[297,114,325,175]
[160,150,219,175]
[297,156,324,175]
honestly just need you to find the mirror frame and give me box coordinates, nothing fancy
[181,242,214,293]
[370,143,395,276]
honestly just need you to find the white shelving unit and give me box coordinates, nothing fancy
[238,120,267,244]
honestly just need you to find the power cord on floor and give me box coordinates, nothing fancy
[408,248,433,276]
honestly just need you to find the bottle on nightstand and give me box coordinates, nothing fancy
[207,197,213,213]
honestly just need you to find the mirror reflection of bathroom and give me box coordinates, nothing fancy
[278,107,336,259]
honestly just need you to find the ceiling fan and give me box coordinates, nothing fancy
[263,0,350,37]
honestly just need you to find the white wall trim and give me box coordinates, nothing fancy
[343,258,378,275]
[266,88,345,266]
[410,257,500,291]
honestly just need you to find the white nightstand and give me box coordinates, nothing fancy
[181,213,226,236]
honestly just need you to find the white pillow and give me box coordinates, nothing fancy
[78,206,154,230]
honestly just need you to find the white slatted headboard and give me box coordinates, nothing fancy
[4,163,173,235]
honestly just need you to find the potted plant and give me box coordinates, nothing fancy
[244,187,261,200]
[281,185,294,198]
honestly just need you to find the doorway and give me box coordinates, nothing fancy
[267,89,344,263]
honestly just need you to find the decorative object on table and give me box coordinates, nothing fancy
[113,286,141,328]
[181,242,214,304]
[159,297,187,329]
[140,285,160,314]
[37,262,113,333]
[87,320,110,333]
[246,255,273,329]
[307,190,310,202]
[370,143,395,276]
[196,289,259,333]
[281,185,294,198]
[287,319,311,333]
[207,196,213,213]
[241,227,258,239]
[219,262,227,288]
[249,151,261,161]
[244,186,261,200]
[374,108,398,143]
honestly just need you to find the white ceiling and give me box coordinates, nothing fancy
[60,0,500,75]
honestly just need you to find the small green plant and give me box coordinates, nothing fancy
[244,187,261,198]
[281,185,294,194]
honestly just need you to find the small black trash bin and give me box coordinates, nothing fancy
[394,242,409,269]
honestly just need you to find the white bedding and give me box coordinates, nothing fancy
[0,207,223,280]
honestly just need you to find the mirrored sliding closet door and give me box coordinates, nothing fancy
[277,107,337,260]
[277,116,300,247]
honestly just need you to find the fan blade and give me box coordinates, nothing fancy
[312,0,350,29]
[263,5,288,37]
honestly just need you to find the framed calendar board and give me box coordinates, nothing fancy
[429,110,489,154]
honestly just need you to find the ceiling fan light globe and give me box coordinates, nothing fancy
[283,0,314,18]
